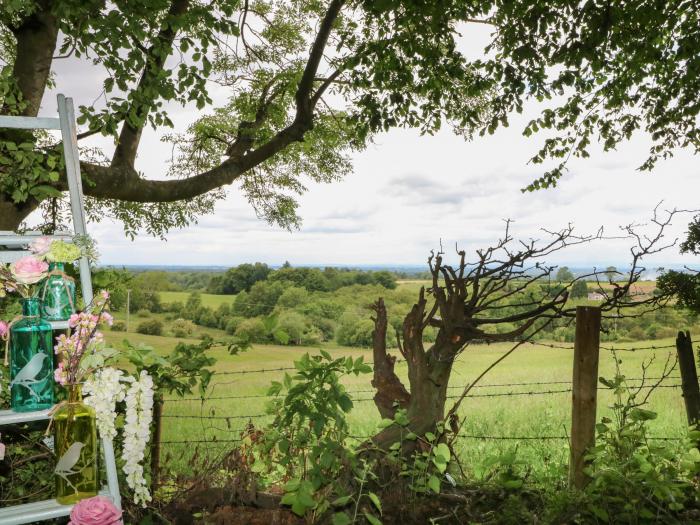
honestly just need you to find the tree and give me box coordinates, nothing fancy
[209,263,271,294]
[555,266,574,282]
[0,0,490,233]
[369,213,678,451]
[605,266,619,281]
[570,279,588,299]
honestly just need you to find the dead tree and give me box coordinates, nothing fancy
[370,208,682,450]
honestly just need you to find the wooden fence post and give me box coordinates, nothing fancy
[150,394,164,494]
[675,331,700,428]
[569,306,601,489]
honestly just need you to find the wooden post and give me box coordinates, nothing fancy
[569,306,601,489]
[675,331,700,428]
[150,394,164,494]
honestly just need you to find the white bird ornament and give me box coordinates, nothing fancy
[10,352,50,400]
[55,442,86,494]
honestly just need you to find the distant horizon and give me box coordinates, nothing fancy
[101,262,692,272]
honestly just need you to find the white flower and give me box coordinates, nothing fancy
[121,370,154,506]
[83,368,126,441]
[84,368,154,507]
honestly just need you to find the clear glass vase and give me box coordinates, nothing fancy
[40,262,76,321]
[54,384,99,504]
[9,297,55,412]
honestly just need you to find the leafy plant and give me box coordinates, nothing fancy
[253,351,371,521]
[379,410,453,497]
[583,357,700,523]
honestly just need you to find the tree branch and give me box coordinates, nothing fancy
[112,0,191,168]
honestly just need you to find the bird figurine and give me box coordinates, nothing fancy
[55,442,86,494]
[10,352,49,400]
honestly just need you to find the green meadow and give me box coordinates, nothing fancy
[104,325,688,478]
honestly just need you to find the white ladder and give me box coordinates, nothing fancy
[0,95,121,523]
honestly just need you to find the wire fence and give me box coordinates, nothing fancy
[156,339,688,449]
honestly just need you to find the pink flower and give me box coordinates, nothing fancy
[101,312,113,326]
[0,321,8,339]
[10,256,48,285]
[29,236,52,256]
[68,313,81,328]
[69,496,122,525]
[54,362,67,385]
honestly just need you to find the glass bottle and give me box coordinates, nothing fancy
[9,297,55,412]
[54,384,99,504]
[40,262,76,321]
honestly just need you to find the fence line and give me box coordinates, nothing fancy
[163,378,683,403]
[208,342,677,378]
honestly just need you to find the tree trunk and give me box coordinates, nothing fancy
[0,198,34,231]
[370,296,457,451]
[12,2,59,117]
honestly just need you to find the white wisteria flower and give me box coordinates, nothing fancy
[83,367,126,441]
[121,370,154,506]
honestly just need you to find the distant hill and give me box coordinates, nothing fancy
[100,263,692,280]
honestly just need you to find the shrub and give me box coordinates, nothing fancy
[111,320,126,332]
[136,319,163,336]
[335,313,374,347]
[166,301,184,314]
[136,308,151,318]
[276,311,307,345]
[234,317,268,343]
[225,316,245,335]
[171,318,196,338]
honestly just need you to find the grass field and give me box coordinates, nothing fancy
[159,291,234,308]
[106,330,687,480]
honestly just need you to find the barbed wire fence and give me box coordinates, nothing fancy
[155,339,688,450]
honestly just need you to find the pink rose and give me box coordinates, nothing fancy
[68,496,122,525]
[0,321,7,339]
[29,236,52,256]
[10,256,48,285]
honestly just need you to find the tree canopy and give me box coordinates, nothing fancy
[1,0,698,236]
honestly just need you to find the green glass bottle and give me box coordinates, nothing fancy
[54,384,99,504]
[9,297,55,412]
[40,262,76,321]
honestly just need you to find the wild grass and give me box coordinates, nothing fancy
[132,336,688,478]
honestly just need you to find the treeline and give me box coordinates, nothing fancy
[157,283,697,348]
[92,265,700,348]
[161,283,421,347]
[206,263,397,294]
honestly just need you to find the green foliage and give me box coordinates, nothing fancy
[136,318,163,336]
[91,268,131,310]
[657,270,700,314]
[234,317,268,344]
[570,280,588,299]
[336,312,374,348]
[207,263,272,294]
[555,267,575,282]
[121,339,218,398]
[170,318,195,338]
[582,363,700,523]
[110,320,126,332]
[254,352,372,519]
[379,411,453,498]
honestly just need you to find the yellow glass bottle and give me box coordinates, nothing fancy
[54,384,99,504]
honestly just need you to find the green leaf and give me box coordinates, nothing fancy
[427,475,440,493]
[332,495,353,507]
[367,492,382,514]
[332,513,352,525]
[364,512,382,525]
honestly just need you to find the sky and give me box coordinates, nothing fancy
[30,24,700,271]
